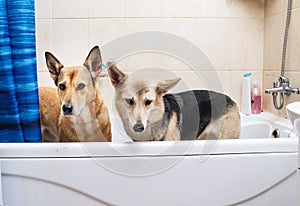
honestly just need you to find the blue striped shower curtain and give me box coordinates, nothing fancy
[0,0,41,142]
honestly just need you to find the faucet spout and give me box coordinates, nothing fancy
[265,87,284,94]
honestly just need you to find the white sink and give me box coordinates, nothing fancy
[286,101,300,135]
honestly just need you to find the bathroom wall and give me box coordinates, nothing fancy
[264,0,300,117]
[35,0,265,110]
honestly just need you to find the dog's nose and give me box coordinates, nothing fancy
[62,103,73,115]
[133,123,144,133]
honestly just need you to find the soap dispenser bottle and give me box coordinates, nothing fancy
[251,81,261,114]
[241,73,252,115]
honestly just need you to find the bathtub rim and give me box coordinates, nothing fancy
[0,138,297,158]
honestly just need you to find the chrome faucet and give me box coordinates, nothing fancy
[265,74,300,95]
[265,74,300,110]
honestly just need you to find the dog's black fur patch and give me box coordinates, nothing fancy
[163,90,236,140]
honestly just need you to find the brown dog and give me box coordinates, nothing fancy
[39,46,111,142]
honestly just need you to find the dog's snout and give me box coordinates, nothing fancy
[62,103,73,115]
[133,123,144,133]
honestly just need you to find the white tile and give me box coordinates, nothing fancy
[89,18,125,52]
[124,0,160,17]
[176,71,231,95]
[38,71,56,88]
[159,53,189,71]
[35,0,52,19]
[232,0,264,18]
[159,19,197,69]
[231,19,264,71]
[52,0,88,18]
[89,0,124,18]
[118,52,162,71]
[217,71,231,95]
[201,0,232,17]
[124,18,161,33]
[196,19,231,71]
[160,18,197,45]
[104,18,161,68]
[36,19,52,72]
[52,19,89,67]
[161,0,198,17]
[98,77,114,111]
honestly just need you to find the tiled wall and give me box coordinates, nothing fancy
[35,0,265,111]
[264,0,300,117]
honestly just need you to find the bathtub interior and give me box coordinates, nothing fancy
[240,113,297,139]
[110,112,297,143]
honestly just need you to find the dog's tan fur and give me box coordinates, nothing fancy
[39,46,111,142]
[107,63,240,141]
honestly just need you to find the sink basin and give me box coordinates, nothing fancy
[286,101,300,135]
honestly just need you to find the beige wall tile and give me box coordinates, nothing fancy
[201,0,232,17]
[232,0,264,18]
[264,14,283,71]
[160,18,197,44]
[161,0,198,17]
[284,0,300,11]
[124,0,160,17]
[285,8,300,71]
[196,19,231,71]
[35,0,272,119]
[265,0,283,17]
[89,0,124,18]
[231,19,264,71]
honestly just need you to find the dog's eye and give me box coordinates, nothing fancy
[126,98,134,105]
[59,84,66,91]
[77,83,85,90]
[145,100,152,106]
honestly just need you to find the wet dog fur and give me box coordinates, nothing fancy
[39,46,111,142]
[107,63,240,141]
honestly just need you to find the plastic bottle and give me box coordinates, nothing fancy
[251,81,261,114]
[241,73,252,115]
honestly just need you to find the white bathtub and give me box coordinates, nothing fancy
[0,112,299,206]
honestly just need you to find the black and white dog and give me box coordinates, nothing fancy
[107,63,240,141]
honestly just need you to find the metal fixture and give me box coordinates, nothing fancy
[265,74,300,110]
[264,0,298,110]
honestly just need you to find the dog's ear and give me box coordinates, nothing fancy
[45,52,64,86]
[83,46,102,79]
[107,62,127,88]
[156,78,181,95]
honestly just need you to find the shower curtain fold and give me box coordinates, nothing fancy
[0,0,41,142]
